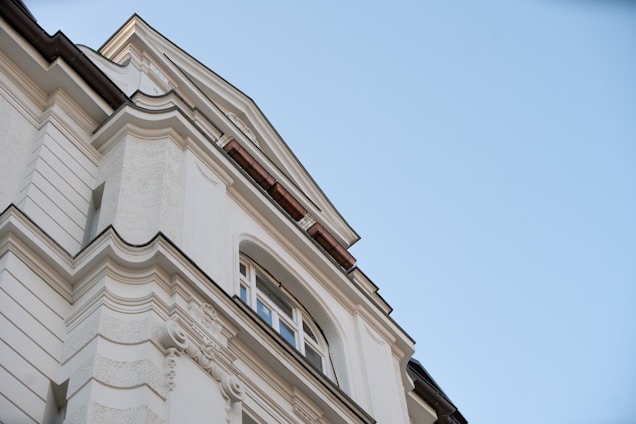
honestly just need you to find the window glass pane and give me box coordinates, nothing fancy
[239,263,247,277]
[304,343,323,372]
[240,285,247,303]
[279,321,295,346]
[303,322,316,342]
[256,275,293,318]
[256,300,272,326]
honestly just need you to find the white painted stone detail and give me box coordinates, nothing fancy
[292,390,323,424]
[157,319,245,405]
[165,347,178,391]
[100,313,155,345]
[67,403,165,424]
[298,214,317,231]
[220,374,245,403]
[227,112,258,145]
[93,355,166,399]
[67,354,166,399]
[189,302,222,337]
[216,134,233,149]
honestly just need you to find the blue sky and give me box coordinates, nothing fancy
[27,1,636,423]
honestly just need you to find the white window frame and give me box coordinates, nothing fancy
[239,255,330,376]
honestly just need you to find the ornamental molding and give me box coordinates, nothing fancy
[216,134,233,149]
[187,301,238,366]
[157,317,245,422]
[140,51,175,92]
[364,321,386,345]
[0,49,47,124]
[189,301,222,337]
[298,214,317,231]
[227,112,258,146]
[195,159,221,186]
[292,388,324,424]
[165,347,178,391]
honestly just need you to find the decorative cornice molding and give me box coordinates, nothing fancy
[227,112,258,146]
[292,388,324,424]
[298,214,317,231]
[0,48,46,125]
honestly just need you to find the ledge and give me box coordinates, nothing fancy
[0,0,130,110]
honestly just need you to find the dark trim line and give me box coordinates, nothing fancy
[0,0,130,110]
[408,359,468,424]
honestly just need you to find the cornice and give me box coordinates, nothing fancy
[0,0,130,110]
[0,47,46,126]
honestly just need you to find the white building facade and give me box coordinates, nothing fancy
[0,1,466,423]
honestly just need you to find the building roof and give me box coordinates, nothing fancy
[0,0,130,110]
[408,359,468,424]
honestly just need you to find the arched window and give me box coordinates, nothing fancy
[238,255,330,375]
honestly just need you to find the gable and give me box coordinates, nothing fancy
[86,14,359,248]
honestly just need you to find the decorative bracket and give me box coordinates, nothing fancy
[157,318,245,422]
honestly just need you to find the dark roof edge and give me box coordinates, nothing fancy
[407,359,468,424]
[11,0,34,20]
[0,0,130,110]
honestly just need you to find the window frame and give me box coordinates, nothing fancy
[238,255,330,376]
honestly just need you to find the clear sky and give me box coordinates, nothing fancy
[26,1,636,423]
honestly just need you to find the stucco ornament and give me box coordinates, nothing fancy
[190,302,222,337]
[227,112,258,145]
[165,348,179,391]
[157,319,188,351]
[157,318,245,415]
[221,374,245,403]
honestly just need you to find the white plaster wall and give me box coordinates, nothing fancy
[17,125,94,253]
[168,357,232,423]
[0,252,71,424]
[61,270,168,424]
[98,132,183,245]
[96,137,125,236]
[354,314,407,423]
[0,93,38,212]
[89,120,413,422]
[179,162,406,412]
[180,150,229,286]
